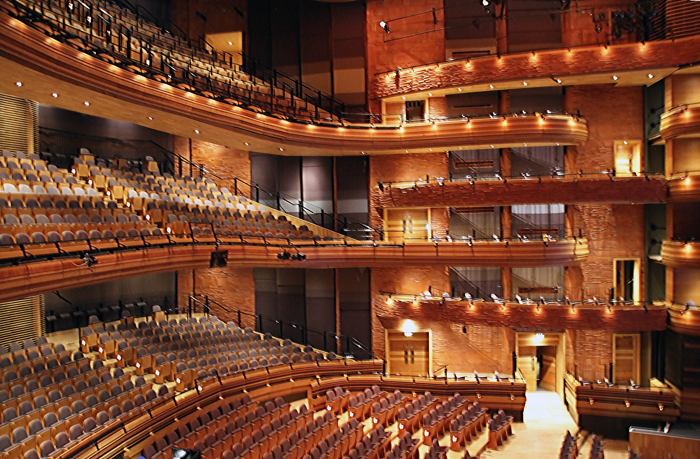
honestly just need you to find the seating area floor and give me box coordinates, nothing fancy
[480,390,629,459]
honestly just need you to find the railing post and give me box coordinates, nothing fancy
[298,201,304,220]
[257,315,262,333]
[237,310,242,328]
[609,362,614,382]
[346,336,350,357]
[512,351,517,379]
[276,193,281,211]
[279,320,284,339]
[323,332,327,352]
[255,184,260,203]
[321,210,325,228]
[234,178,238,196]
[205,295,210,317]
[188,295,192,317]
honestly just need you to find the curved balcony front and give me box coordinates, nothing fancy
[372,36,700,100]
[668,302,700,337]
[0,237,588,302]
[374,174,667,208]
[660,104,700,141]
[659,240,700,268]
[0,11,587,156]
[667,172,700,201]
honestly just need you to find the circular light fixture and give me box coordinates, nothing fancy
[228,41,233,45]
[523,82,528,86]
[612,75,618,81]
[279,148,284,151]
[244,142,249,146]
[489,84,494,89]
[52,93,58,98]
[84,101,90,106]
[15,82,22,87]
[194,129,200,134]
[647,74,653,79]
[148,116,153,120]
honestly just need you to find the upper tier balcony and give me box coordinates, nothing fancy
[0,236,588,302]
[0,6,586,156]
[660,103,700,141]
[371,36,700,100]
[659,240,700,269]
[374,173,667,208]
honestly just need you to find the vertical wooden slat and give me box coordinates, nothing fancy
[0,93,38,154]
[0,295,44,348]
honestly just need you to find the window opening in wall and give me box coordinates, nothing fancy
[614,258,640,302]
[405,100,426,122]
[613,140,642,175]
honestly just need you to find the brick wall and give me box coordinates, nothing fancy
[371,265,514,373]
[366,0,445,114]
[565,85,646,300]
[173,136,251,197]
[177,267,256,328]
[368,153,450,232]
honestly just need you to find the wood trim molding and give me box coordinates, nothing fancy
[374,175,668,208]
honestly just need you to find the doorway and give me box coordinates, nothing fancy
[516,332,566,400]
[386,329,431,376]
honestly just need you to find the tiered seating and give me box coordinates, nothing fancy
[396,392,438,438]
[0,149,338,258]
[589,435,604,459]
[448,400,488,451]
[422,438,448,459]
[383,432,420,459]
[558,431,578,459]
[370,390,404,427]
[0,359,172,459]
[9,0,338,122]
[420,393,469,444]
[325,386,350,414]
[347,387,384,421]
[343,425,391,459]
[487,409,513,450]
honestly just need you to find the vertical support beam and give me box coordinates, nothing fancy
[495,2,508,55]
[335,268,341,353]
[502,267,513,300]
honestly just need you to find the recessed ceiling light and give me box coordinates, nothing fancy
[556,143,560,146]
[428,92,433,96]
[148,116,153,120]
[84,101,90,106]
[556,79,562,84]
[489,84,494,89]
[458,88,462,92]
[405,150,409,153]
[244,142,249,146]
[647,73,653,79]
[523,82,528,86]
[279,148,284,151]
[194,129,200,134]
[402,96,406,100]
[612,75,618,81]
[524,143,527,146]
[361,151,365,154]
[491,145,494,148]
[52,93,58,98]
[228,41,233,45]
[15,82,22,87]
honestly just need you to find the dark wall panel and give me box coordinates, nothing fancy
[302,156,333,228]
[338,268,371,358]
[336,156,369,238]
[270,0,300,78]
[507,0,562,52]
[331,2,366,107]
[300,1,332,94]
[247,0,272,66]
[509,87,564,114]
[276,268,306,343]
[305,269,336,350]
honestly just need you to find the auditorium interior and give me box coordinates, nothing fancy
[0,0,700,458]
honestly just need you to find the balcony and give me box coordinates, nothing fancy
[660,103,700,140]
[374,173,667,208]
[668,172,700,202]
[0,236,588,302]
[668,302,700,337]
[0,8,586,156]
[659,240,700,268]
[372,36,700,100]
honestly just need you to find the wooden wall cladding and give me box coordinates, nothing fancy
[375,175,668,208]
[661,106,700,140]
[0,238,589,303]
[371,35,700,99]
[0,11,585,156]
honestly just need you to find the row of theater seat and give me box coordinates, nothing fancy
[558,431,577,459]
[396,392,440,436]
[382,431,421,459]
[421,393,470,443]
[448,402,489,451]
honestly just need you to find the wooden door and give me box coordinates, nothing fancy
[387,330,430,376]
[384,209,430,243]
[613,334,640,385]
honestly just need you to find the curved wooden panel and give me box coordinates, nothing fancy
[375,175,667,208]
[372,36,700,99]
[0,238,589,303]
[668,303,700,337]
[660,240,700,268]
[668,175,700,201]
[0,11,586,156]
[660,106,700,140]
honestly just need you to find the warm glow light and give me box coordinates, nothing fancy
[401,320,417,337]
[534,333,544,342]
[387,297,394,305]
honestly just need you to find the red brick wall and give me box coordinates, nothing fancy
[173,136,251,197]
[369,153,450,232]
[564,86,646,300]
[366,0,445,114]
[177,267,256,328]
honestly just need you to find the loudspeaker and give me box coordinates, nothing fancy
[209,250,229,268]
